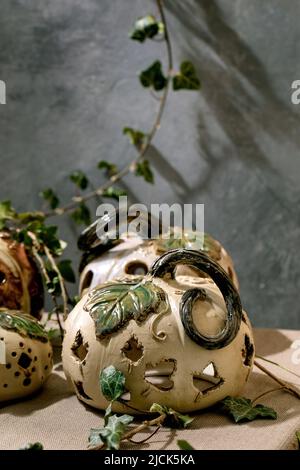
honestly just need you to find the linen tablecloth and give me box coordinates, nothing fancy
[1,328,300,450]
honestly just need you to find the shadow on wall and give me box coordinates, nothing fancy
[165,0,300,216]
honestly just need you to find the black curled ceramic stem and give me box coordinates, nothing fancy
[77,208,162,272]
[150,248,242,350]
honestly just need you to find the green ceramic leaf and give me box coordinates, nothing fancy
[98,160,118,176]
[123,127,145,147]
[70,170,89,190]
[173,61,201,91]
[100,366,126,402]
[150,403,194,429]
[220,396,277,423]
[177,440,195,450]
[155,231,221,261]
[0,310,49,343]
[140,61,167,91]
[130,15,161,42]
[89,414,133,450]
[40,188,60,210]
[135,159,154,184]
[102,187,127,200]
[84,278,166,339]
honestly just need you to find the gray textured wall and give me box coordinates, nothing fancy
[0,0,300,329]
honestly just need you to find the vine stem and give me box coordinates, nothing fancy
[254,359,300,400]
[251,387,285,405]
[43,245,69,321]
[256,354,300,380]
[45,0,173,219]
[89,414,166,451]
[31,244,64,338]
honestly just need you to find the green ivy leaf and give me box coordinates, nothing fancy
[173,61,201,91]
[89,414,133,450]
[140,61,167,91]
[70,170,89,190]
[177,440,195,450]
[135,159,154,184]
[17,211,45,224]
[0,200,16,229]
[84,279,166,339]
[46,273,61,296]
[150,403,194,429]
[123,127,145,147]
[220,396,277,423]
[130,15,162,42]
[40,188,60,210]
[98,160,118,177]
[101,187,127,200]
[296,431,300,450]
[100,366,126,402]
[68,295,80,308]
[0,310,49,343]
[19,442,44,451]
[57,259,76,283]
[71,203,91,226]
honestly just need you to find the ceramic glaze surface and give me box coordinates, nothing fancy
[64,249,253,414]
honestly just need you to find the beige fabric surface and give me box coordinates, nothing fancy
[1,328,300,450]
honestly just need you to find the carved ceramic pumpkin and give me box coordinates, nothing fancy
[62,249,253,414]
[78,212,239,296]
[0,309,52,402]
[0,232,44,319]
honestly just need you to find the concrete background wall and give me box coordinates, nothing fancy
[0,0,300,328]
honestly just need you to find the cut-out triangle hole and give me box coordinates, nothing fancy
[193,362,223,395]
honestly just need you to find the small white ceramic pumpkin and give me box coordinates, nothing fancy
[0,309,52,402]
[63,249,253,414]
[78,214,239,296]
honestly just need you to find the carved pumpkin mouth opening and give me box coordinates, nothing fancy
[193,362,224,395]
[144,359,176,391]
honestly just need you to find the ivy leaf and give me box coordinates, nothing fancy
[84,279,166,339]
[100,366,126,402]
[98,160,118,177]
[135,159,154,184]
[0,200,16,229]
[40,188,60,210]
[177,440,195,450]
[71,203,91,226]
[130,15,162,42]
[173,61,201,91]
[123,127,145,147]
[70,170,89,190]
[17,211,45,224]
[220,396,277,423]
[19,442,44,450]
[89,414,133,450]
[296,431,300,450]
[140,61,167,91]
[150,403,194,429]
[68,295,80,308]
[102,187,127,200]
[57,259,76,283]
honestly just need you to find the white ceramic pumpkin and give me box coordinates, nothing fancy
[78,217,239,296]
[63,249,253,414]
[0,309,52,402]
